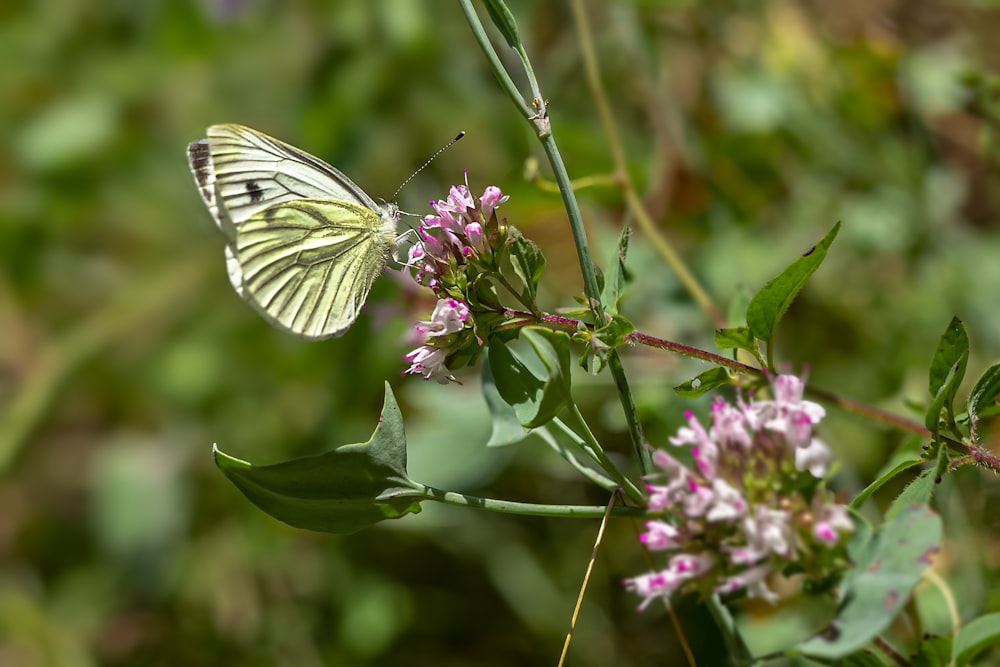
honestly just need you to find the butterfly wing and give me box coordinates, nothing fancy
[187,124,398,339]
[187,123,380,239]
[235,199,396,339]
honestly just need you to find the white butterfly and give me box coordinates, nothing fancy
[188,124,399,339]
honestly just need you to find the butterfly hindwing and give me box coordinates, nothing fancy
[236,199,394,339]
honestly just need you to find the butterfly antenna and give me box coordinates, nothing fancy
[391,132,465,202]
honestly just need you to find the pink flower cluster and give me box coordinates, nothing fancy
[404,298,470,383]
[402,183,508,383]
[408,183,508,289]
[625,375,853,609]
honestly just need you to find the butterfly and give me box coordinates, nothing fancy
[187,124,399,339]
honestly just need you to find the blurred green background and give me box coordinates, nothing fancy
[3,1,1000,665]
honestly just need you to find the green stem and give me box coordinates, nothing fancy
[537,136,603,318]
[607,352,652,472]
[541,419,620,492]
[459,0,648,476]
[495,274,537,314]
[422,485,648,519]
[563,404,645,504]
[505,308,763,376]
[456,0,534,120]
[499,308,963,449]
[538,102,650,478]
[705,596,754,664]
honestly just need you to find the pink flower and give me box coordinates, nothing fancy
[715,564,778,604]
[742,507,793,559]
[749,375,826,439]
[480,185,508,220]
[465,222,485,251]
[640,521,680,550]
[682,482,716,518]
[421,213,464,251]
[711,398,752,449]
[417,224,448,257]
[812,503,853,545]
[794,437,830,478]
[625,374,850,609]
[403,345,451,383]
[624,569,684,611]
[646,450,692,510]
[705,479,747,522]
[670,552,714,576]
[413,299,469,339]
[670,410,718,478]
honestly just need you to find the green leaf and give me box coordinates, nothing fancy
[967,363,1000,443]
[508,228,545,306]
[488,327,572,428]
[798,505,942,659]
[213,383,427,534]
[747,222,840,364]
[482,347,533,447]
[714,326,758,356]
[481,0,520,49]
[674,367,734,398]
[954,612,1000,666]
[925,317,969,434]
[913,635,953,667]
[850,456,924,509]
[886,468,937,520]
[602,220,631,316]
[925,359,965,434]
[726,287,753,328]
[928,317,969,400]
[576,314,634,374]
[840,651,893,666]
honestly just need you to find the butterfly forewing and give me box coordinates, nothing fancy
[188,124,378,234]
[236,199,396,339]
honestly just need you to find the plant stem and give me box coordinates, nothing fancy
[456,0,534,119]
[504,308,763,376]
[538,104,650,477]
[705,596,754,664]
[499,308,985,453]
[569,0,724,328]
[564,404,645,504]
[458,0,650,475]
[422,486,649,519]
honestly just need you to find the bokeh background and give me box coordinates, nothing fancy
[3,1,1000,665]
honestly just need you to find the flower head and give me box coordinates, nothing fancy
[402,182,516,383]
[624,374,853,608]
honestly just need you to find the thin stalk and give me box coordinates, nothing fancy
[563,403,645,504]
[539,132,650,475]
[569,0,723,327]
[537,135,603,316]
[541,419,620,491]
[497,308,986,456]
[705,596,754,664]
[422,486,648,519]
[458,0,649,475]
[457,0,534,120]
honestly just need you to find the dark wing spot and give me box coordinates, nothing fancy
[246,181,264,203]
[188,140,209,168]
